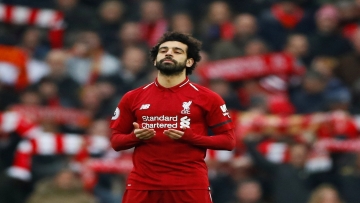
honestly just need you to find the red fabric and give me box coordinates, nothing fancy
[30,139,38,154]
[140,19,168,47]
[48,11,64,48]
[233,111,360,140]
[0,111,38,138]
[317,118,358,139]
[316,138,360,152]
[12,151,32,171]
[342,23,358,39]
[0,45,29,90]
[9,133,109,181]
[110,77,234,190]
[55,134,64,154]
[49,29,64,48]
[122,189,212,203]
[28,9,39,25]
[220,22,234,40]
[11,105,91,128]
[4,5,12,23]
[15,116,37,137]
[0,4,64,48]
[257,139,289,163]
[271,4,304,29]
[267,94,295,115]
[198,52,305,82]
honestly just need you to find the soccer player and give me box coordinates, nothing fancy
[110,31,235,203]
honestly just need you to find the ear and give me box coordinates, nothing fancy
[186,58,194,68]
[153,61,156,66]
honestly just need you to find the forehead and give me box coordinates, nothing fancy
[159,41,188,50]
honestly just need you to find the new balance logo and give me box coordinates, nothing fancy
[140,104,150,110]
[220,104,230,118]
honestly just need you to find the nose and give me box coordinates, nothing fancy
[165,49,173,57]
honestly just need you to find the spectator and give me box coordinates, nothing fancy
[107,21,149,57]
[19,27,50,85]
[283,33,311,66]
[310,56,351,111]
[290,70,328,113]
[258,0,315,51]
[336,152,360,203]
[169,12,195,36]
[67,31,120,85]
[199,1,234,52]
[18,27,50,60]
[42,49,80,107]
[337,0,360,39]
[139,0,168,47]
[307,184,343,203]
[104,46,152,96]
[36,77,62,107]
[229,179,267,203]
[78,84,104,119]
[336,28,360,91]
[243,38,269,56]
[55,0,98,45]
[18,88,42,107]
[97,0,125,53]
[211,14,259,60]
[26,169,97,203]
[308,4,353,60]
[0,82,18,111]
[244,138,316,203]
[208,78,243,111]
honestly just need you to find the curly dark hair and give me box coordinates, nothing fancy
[150,31,202,75]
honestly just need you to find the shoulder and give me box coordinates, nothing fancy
[188,83,224,101]
[189,83,216,94]
[122,82,156,98]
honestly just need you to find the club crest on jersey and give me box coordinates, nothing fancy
[181,101,192,114]
[111,107,120,120]
[220,104,230,118]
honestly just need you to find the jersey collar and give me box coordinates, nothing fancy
[154,77,190,92]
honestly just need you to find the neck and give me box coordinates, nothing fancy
[157,72,186,88]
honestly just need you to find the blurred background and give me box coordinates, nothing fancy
[0,0,360,203]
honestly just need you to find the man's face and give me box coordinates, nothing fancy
[155,41,191,76]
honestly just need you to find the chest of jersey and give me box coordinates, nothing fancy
[133,90,204,130]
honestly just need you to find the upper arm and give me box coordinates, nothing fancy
[110,93,136,134]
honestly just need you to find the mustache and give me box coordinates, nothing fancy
[159,57,177,64]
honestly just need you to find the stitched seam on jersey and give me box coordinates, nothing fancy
[179,79,190,87]
[209,119,232,128]
[143,82,154,89]
[189,83,199,91]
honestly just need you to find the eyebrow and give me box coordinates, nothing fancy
[159,46,185,53]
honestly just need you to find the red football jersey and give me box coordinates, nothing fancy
[110,77,234,190]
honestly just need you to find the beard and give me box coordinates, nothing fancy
[155,57,187,76]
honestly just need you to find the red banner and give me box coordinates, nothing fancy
[234,111,360,140]
[315,139,360,152]
[198,52,305,81]
[10,105,91,128]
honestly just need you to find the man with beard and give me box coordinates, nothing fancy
[110,31,235,203]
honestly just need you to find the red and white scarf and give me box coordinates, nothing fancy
[0,4,65,48]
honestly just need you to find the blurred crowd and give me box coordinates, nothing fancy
[1,0,360,203]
